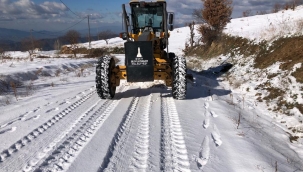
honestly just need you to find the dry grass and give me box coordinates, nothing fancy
[184,35,264,60]
[187,58,202,70]
[254,35,303,84]
[60,46,124,58]
[263,87,285,101]
[254,36,303,69]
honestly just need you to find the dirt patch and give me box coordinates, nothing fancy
[263,87,285,101]
[292,66,303,83]
[254,36,303,71]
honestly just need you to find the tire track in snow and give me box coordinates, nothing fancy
[160,94,191,172]
[35,101,121,171]
[129,94,152,171]
[0,88,95,131]
[101,94,152,171]
[28,100,103,172]
[0,89,97,171]
[32,86,128,172]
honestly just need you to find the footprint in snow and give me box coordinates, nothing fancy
[44,102,53,107]
[204,102,209,109]
[20,112,30,121]
[203,119,209,129]
[0,127,17,134]
[20,112,29,118]
[46,107,59,113]
[210,111,218,118]
[206,96,213,102]
[46,109,53,113]
[195,136,210,169]
[10,127,17,132]
[33,107,41,113]
[211,124,222,147]
[203,115,210,129]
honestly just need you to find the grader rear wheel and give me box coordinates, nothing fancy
[95,56,116,99]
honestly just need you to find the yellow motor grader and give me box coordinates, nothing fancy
[96,0,191,100]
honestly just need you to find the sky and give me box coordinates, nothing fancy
[0,0,301,33]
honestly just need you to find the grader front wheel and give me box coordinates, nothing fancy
[95,56,116,99]
[172,56,187,100]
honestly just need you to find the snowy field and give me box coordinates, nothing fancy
[0,6,303,172]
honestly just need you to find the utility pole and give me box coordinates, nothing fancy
[97,27,99,40]
[30,29,34,51]
[87,15,91,48]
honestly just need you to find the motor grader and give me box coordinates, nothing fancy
[96,0,190,100]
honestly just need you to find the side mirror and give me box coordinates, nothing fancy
[119,32,128,40]
[168,13,174,25]
[126,16,130,26]
[169,25,174,31]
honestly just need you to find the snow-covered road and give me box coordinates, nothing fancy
[0,65,302,171]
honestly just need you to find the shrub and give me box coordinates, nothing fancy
[196,0,233,46]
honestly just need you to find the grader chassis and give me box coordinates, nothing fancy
[96,0,191,100]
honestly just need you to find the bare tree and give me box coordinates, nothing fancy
[291,0,301,10]
[193,9,204,23]
[0,47,5,63]
[272,3,282,13]
[54,39,61,57]
[256,10,267,15]
[196,0,233,46]
[0,44,10,62]
[284,2,290,10]
[98,30,115,44]
[187,21,196,47]
[64,30,81,57]
[21,37,42,61]
[242,9,252,17]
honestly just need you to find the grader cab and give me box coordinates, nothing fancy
[95,0,190,100]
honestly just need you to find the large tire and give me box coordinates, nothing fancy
[172,56,187,100]
[95,56,116,99]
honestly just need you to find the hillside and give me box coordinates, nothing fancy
[178,6,303,129]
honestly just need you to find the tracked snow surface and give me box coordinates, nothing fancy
[1,7,303,172]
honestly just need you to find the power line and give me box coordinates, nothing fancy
[31,30,60,37]
[53,17,87,33]
[31,17,86,37]
[59,0,82,18]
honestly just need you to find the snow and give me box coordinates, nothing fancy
[225,5,303,42]
[1,6,303,172]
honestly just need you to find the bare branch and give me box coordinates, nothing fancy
[98,30,116,45]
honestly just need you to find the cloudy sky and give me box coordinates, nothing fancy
[0,0,299,33]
